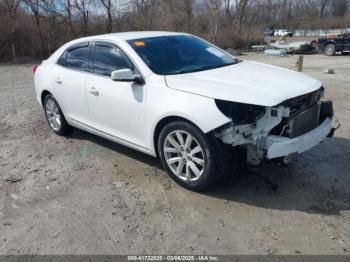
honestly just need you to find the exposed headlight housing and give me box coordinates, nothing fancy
[215,100,266,124]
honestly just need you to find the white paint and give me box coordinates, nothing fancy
[165,60,322,107]
[34,31,327,159]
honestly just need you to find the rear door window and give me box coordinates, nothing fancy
[65,44,90,72]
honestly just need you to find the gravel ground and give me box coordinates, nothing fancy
[0,53,349,255]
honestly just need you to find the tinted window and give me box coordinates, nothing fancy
[127,35,238,75]
[93,45,131,77]
[66,45,90,71]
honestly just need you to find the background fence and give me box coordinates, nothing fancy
[294,28,349,37]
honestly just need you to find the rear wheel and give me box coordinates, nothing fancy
[158,121,222,190]
[44,94,70,136]
[310,40,318,50]
[324,44,336,56]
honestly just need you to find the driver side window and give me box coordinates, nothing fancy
[92,44,132,77]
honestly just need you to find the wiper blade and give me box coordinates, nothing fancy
[166,61,239,75]
[198,62,236,71]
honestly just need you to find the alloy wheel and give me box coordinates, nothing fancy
[45,98,62,132]
[163,130,205,182]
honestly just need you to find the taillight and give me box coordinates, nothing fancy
[32,65,39,74]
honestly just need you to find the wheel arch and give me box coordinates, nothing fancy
[40,90,67,118]
[41,90,52,107]
[153,115,206,158]
[325,41,336,46]
[323,41,336,50]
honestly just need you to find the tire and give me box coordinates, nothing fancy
[324,44,336,56]
[43,94,70,136]
[157,121,222,191]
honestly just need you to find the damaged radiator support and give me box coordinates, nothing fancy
[215,100,334,166]
[215,106,291,165]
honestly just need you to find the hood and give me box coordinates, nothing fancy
[165,60,322,107]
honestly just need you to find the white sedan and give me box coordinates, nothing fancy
[33,31,336,190]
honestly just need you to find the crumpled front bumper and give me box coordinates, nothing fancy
[264,116,336,159]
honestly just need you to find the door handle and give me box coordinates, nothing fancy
[55,79,62,85]
[88,87,99,96]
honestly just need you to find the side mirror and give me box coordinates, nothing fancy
[111,69,145,85]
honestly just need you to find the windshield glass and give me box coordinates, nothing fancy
[127,35,238,75]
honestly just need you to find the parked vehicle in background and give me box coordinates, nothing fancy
[318,33,350,55]
[274,29,293,37]
[269,39,318,54]
[263,27,274,37]
[33,32,337,190]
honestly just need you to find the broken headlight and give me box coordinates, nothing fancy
[215,100,266,124]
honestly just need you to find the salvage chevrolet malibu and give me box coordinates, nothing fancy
[33,32,338,190]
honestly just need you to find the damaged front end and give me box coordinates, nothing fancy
[214,88,339,166]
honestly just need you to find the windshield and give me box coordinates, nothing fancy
[127,35,238,75]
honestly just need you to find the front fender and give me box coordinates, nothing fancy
[145,80,231,155]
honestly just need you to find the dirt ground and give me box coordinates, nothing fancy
[0,53,349,255]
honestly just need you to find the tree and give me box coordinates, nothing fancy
[73,0,91,36]
[1,0,350,61]
[332,0,348,17]
[182,0,193,32]
[235,0,249,36]
[22,0,46,58]
[0,0,20,17]
[100,0,112,32]
[319,0,330,18]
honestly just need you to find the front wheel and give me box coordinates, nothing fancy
[157,121,221,190]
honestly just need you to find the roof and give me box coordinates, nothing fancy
[47,31,189,64]
[94,31,188,41]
